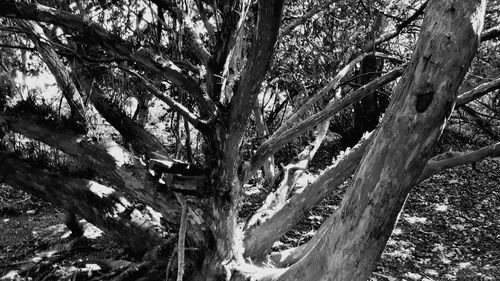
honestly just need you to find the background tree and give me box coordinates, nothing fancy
[0,0,499,280]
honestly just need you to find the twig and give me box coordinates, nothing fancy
[174,193,188,281]
[165,246,177,281]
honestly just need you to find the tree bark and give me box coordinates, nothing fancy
[0,154,163,256]
[244,133,373,259]
[260,1,485,280]
[15,20,87,132]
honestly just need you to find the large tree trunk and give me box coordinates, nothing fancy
[256,0,485,280]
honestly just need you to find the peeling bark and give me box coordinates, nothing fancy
[263,1,485,280]
[244,133,373,259]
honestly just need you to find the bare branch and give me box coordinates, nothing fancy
[456,75,500,106]
[272,54,367,138]
[268,142,500,266]
[361,0,428,53]
[16,20,87,131]
[74,70,172,158]
[230,0,284,116]
[175,194,188,281]
[0,0,215,117]
[279,0,337,39]
[420,142,500,182]
[123,69,209,131]
[248,65,404,181]
[481,25,500,42]
[244,133,373,259]
[0,112,199,224]
[226,0,284,153]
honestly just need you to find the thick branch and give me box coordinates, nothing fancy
[0,154,163,256]
[15,20,87,131]
[249,66,404,180]
[421,142,500,181]
[244,133,373,259]
[268,141,500,267]
[229,0,284,146]
[0,113,199,222]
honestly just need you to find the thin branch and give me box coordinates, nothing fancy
[419,142,500,181]
[279,0,337,39]
[456,75,500,107]
[123,68,209,131]
[481,25,500,42]
[151,0,212,66]
[0,43,35,51]
[361,0,428,53]
[247,65,405,182]
[174,193,188,281]
[273,54,367,138]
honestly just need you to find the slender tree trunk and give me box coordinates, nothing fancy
[350,11,388,146]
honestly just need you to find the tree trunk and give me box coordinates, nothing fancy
[260,0,485,280]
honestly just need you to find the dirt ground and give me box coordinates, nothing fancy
[0,159,499,280]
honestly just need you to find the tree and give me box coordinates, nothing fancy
[0,0,498,280]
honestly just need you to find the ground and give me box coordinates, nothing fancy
[0,146,499,280]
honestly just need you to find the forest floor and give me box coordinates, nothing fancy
[0,143,499,280]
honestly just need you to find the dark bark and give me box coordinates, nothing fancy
[350,54,386,146]
[0,154,163,256]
